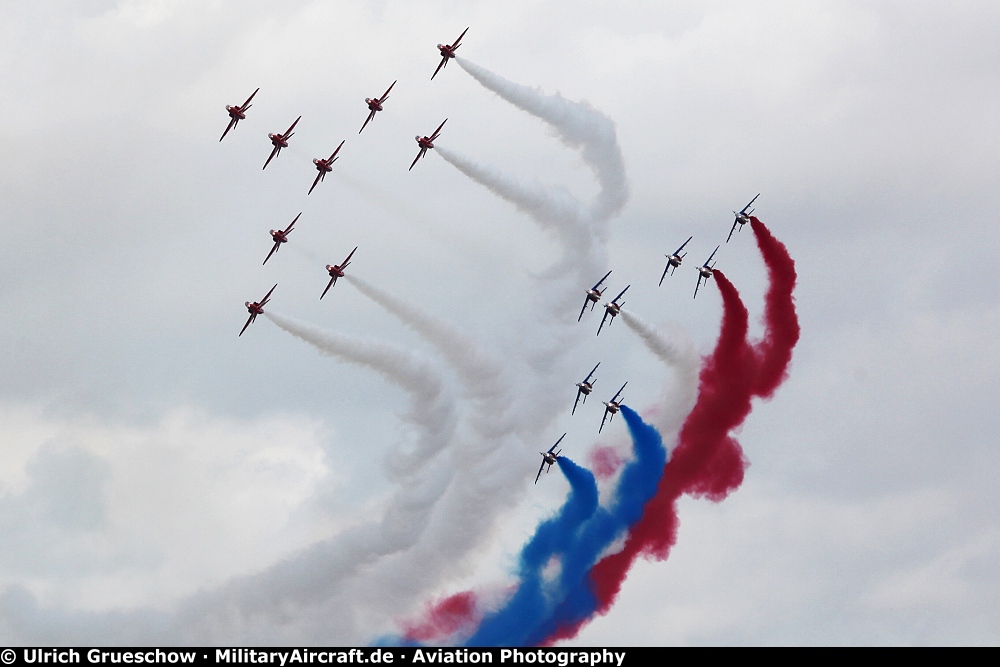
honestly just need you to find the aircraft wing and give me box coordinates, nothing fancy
[263,145,280,170]
[674,236,693,255]
[263,242,280,265]
[452,27,469,49]
[380,81,396,102]
[591,270,612,291]
[611,285,630,303]
[431,57,447,80]
[612,382,627,403]
[320,276,336,300]
[341,247,358,267]
[430,119,447,140]
[727,220,738,243]
[308,172,323,195]
[584,362,600,383]
[572,389,583,415]
[694,276,702,299]
[220,117,238,142]
[241,88,259,110]
[409,149,425,171]
[599,408,610,433]
[659,261,670,287]
[239,314,256,337]
[360,110,376,134]
[577,297,590,322]
[534,460,547,484]
[597,309,610,336]
[741,193,760,215]
[283,116,301,138]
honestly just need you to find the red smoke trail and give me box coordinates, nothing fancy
[401,591,480,643]
[546,219,798,643]
[748,216,800,397]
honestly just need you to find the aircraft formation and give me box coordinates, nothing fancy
[546,192,761,481]
[220,27,759,486]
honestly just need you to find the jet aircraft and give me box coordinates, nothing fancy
[410,119,446,171]
[600,383,627,433]
[263,213,300,265]
[321,247,358,299]
[432,28,469,80]
[659,236,693,285]
[263,116,301,170]
[309,141,345,195]
[572,362,600,415]
[360,81,396,134]
[694,246,720,299]
[579,270,612,322]
[727,193,760,242]
[220,88,258,142]
[240,284,276,336]
[597,285,629,336]
[535,433,565,484]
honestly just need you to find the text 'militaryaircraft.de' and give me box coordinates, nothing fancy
[220,88,258,142]
[263,116,301,170]
[572,362,600,416]
[410,119,447,171]
[727,193,760,243]
[360,81,396,134]
[321,247,358,299]
[535,433,565,484]
[240,284,276,337]
[431,28,469,80]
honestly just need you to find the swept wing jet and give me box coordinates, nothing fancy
[410,119,446,170]
[579,270,612,322]
[263,213,300,265]
[432,28,469,80]
[240,284,276,336]
[597,285,629,336]
[309,141,345,195]
[660,236,692,285]
[360,81,396,134]
[321,247,357,299]
[535,433,565,484]
[727,193,760,242]
[220,88,258,142]
[572,362,600,415]
[263,116,301,170]
[694,246,719,299]
[600,383,627,433]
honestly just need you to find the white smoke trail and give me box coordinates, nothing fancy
[620,310,700,439]
[456,57,628,225]
[265,311,458,475]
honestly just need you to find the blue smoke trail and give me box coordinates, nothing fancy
[464,406,667,646]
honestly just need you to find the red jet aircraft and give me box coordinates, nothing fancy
[360,81,396,134]
[240,284,276,336]
[410,119,446,171]
[263,116,301,170]
[220,88,258,142]
[309,141,345,195]
[432,28,468,80]
[263,213,300,265]
[321,246,357,299]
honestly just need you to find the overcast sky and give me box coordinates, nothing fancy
[0,0,998,646]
